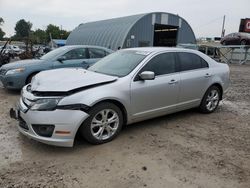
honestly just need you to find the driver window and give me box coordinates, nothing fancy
[64,48,86,60]
[141,52,176,76]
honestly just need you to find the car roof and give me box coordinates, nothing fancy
[123,47,199,54]
[65,45,113,51]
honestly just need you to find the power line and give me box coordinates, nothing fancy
[195,16,225,29]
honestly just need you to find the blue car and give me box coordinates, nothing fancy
[0,45,113,89]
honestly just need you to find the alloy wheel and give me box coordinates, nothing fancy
[206,89,219,111]
[90,109,119,140]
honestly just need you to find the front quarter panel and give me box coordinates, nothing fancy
[58,78,131,121]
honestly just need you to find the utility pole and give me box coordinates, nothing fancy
[221,15,226,38]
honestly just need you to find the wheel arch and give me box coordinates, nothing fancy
[91,99,128,125]
[209,83,223,100]
[74,99,128,144]
[25,71,40,84]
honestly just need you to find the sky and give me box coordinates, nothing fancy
[0,0,249,38]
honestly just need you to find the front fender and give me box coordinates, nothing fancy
[58,83,131,119]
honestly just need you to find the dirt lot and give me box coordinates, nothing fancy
[0,64,249,188]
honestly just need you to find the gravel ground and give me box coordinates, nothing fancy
[0,64,249,188]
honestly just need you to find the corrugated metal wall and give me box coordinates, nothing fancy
[66,12,196,50]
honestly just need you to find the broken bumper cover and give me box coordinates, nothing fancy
[10,97,89,147]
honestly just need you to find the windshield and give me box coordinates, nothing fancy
[40,47,69,60]
[88,50,147,77]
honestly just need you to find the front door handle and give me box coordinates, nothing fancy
[168,79,178,84]
[204,73,212,78]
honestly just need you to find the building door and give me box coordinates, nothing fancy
[153,24,179,47]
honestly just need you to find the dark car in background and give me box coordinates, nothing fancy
[0,45,113,89]
[221,32,250,45]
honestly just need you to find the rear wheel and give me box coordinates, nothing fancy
[80,102,123,144]
[199,86,221,113]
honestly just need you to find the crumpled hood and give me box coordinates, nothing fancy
[31,68,117,92]
[2,59,45,69]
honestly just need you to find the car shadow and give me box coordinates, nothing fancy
[122,108,199,133]
[1,88,21,96]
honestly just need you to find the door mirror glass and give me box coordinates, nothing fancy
[139,71,155,80]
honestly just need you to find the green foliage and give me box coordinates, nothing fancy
[14,19,32,39]
[33,29,47,44]
[46,24,70,41]
[0,28,5,40]
[0,17,4,25]
[11,19,70,44]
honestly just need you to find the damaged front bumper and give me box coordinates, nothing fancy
[10,85,90,147]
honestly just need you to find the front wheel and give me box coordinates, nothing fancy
[199,86,221,113]
[80,102,123,144]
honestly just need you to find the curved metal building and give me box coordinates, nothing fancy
[66,12,196,50]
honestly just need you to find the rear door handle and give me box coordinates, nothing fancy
[168,79,178,84]
[204,73,212,78]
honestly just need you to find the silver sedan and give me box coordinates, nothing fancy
[10,47,230,147]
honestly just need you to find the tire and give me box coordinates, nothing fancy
[240,40,246,45]
[199,86,221,113]
[26,73,37,84]
[80,102,123,144]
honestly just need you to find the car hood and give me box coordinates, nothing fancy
[30,68,117,92]
[1,59,45,69]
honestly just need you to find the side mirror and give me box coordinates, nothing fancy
[139,71,155,80]
[57,56,66,63]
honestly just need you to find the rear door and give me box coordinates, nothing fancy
[131,52,180,120]
[177,52,211,109]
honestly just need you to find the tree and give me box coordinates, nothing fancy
[0,17,4,25]
[14,19,32,39]
[0,17,5,40]
[33,29,47,44]
[0,29,5,40]
[46,24,61,41]
[46,24,70,41]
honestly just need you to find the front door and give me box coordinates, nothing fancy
[131,52,180,120]
[53,48,89,69]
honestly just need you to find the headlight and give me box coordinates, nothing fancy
[5,68,25,75]
[30,98,61,111]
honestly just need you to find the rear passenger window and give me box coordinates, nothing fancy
[141,52,176,76]
[89,48,106,58]
[178,52,208,71]
[201,58,209,68]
